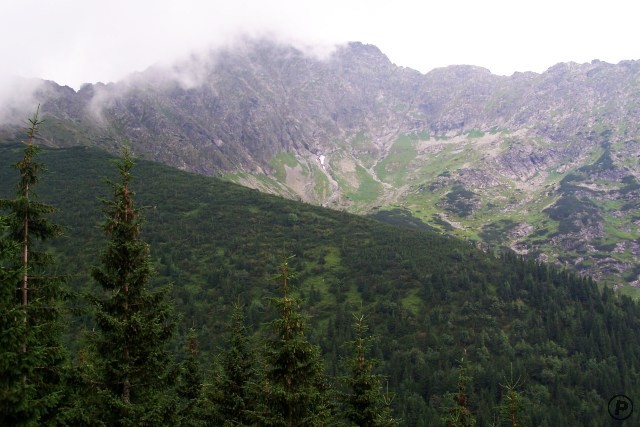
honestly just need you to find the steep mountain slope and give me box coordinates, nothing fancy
[1,38,640,287]
[3,144,640,425]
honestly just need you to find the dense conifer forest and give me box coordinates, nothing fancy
[2,130,640,425]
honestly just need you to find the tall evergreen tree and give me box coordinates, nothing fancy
[255,255,331,426]
[0,109,66,426]
[440,355,476,427]
[176,328,204,427]
[87,148,176,426]
[496,366,524,427]
[0,215,26,423]
[206,302,256,426]
[342,314,397,427]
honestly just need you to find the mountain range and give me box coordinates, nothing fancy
[1,38,639,289]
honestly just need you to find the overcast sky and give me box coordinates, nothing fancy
[1,0,639,90]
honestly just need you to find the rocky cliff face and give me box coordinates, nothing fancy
[2,39,640,288]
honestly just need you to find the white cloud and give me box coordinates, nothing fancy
[0,0,639,94]
[0,77,44,125]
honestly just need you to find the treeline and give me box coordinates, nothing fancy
[3,115,640,425]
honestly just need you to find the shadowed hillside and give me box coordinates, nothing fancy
[2,39,639,287]
[2,144,640,425]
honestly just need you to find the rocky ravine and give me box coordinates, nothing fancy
[1,38,640,289]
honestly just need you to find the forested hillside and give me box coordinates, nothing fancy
[3,40,640,287]
[2,143,640,425]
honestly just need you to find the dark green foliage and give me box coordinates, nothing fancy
[544,195,601,234]
[620,175,640,194]
[479,220,517,245]
[558,172,585,192]
[444,185,477,217]
[496,367,525,427]
[205,303,256,426]
[255,256,332,426]
[342,314,397,426]
[440,357,475,427]
[430,213,455,231]
[577,144,615,173]
[0,216,29,424]
[0,111,66,426]
[86,149,176,426]
[369,208,437,232]
[176,329,205,427]
[3,145,640,425]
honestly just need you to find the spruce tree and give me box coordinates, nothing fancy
[176,328,204,427]
[0,215,25,423]
[441,355,476,427]
[342,314,397,427]
[87,148,176,426]
[0,109,66,426]
[496,366,524,427]
[255,255,331,426]
[206,302,256,426]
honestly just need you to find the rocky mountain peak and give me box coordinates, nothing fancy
[2,39,640,288]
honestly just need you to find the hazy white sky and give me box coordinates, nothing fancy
[1,0,639,90]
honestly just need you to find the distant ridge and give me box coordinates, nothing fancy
[2,38,640,288]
